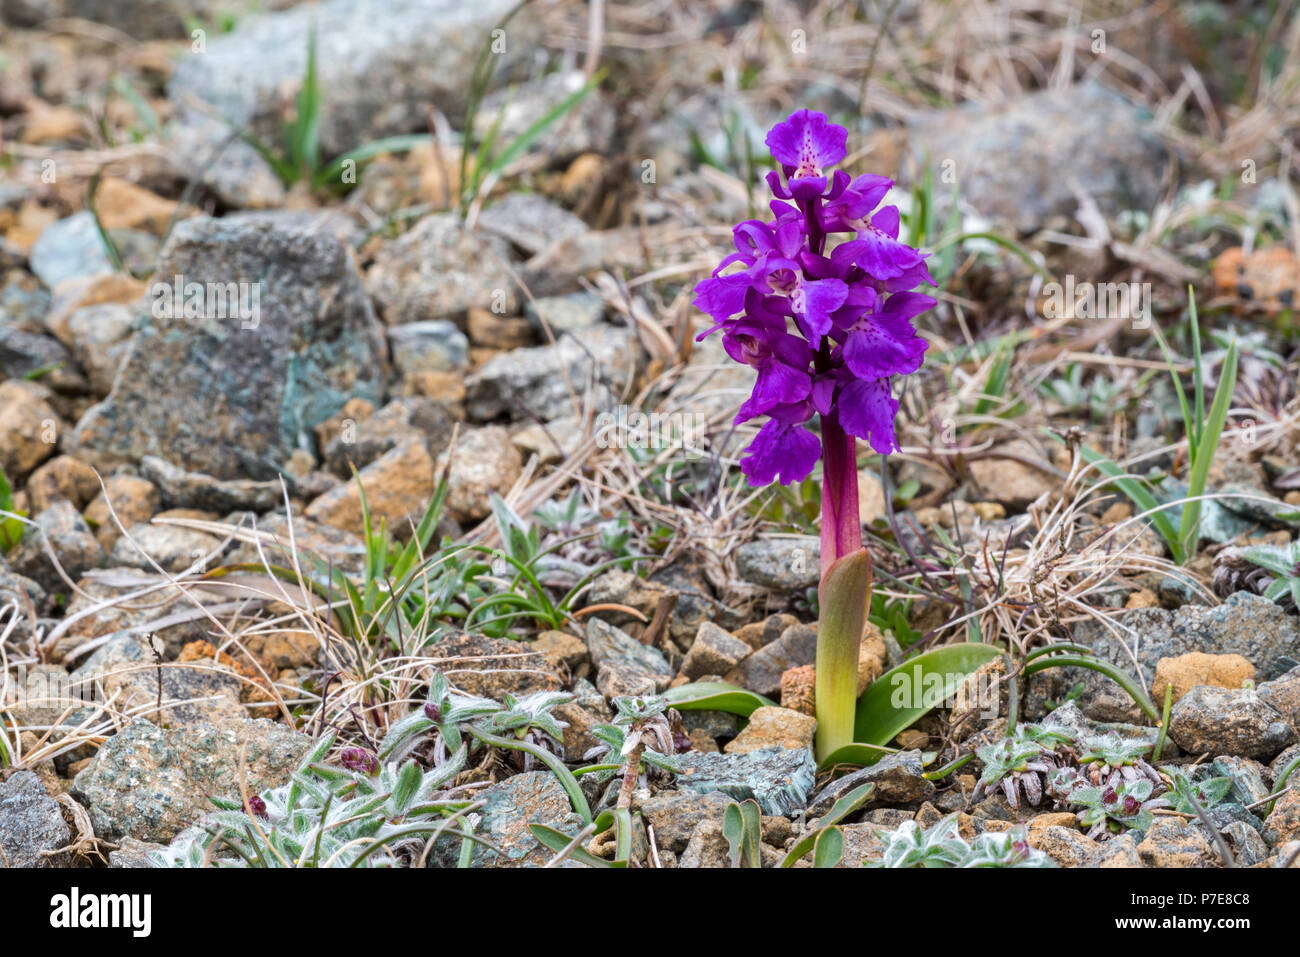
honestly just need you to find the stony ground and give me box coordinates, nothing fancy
[1,0,1300,869]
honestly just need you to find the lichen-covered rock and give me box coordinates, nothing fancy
[72,717,310,842]
[677,817,731,868]
[0,379,58,481]
[673,747,817,816]
[0,771,70,868]
[478,192,588,256]
[71,214,386,480]
[435,426,523,522]
[109,519,224,574]
[83,474,161,551]
[1170,685,1295,760]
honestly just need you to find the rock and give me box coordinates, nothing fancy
[735,536,820,591]
[25,455,100,513]
[388,320,470,374]
[71,214,386,480]
[1029,825,1098,868]
[0,771,70,868]
[1033,594,1300,723]
[1213,756,1272,806]
[10,501,104,594]
[780,664,816,715]
[1136,818,1218,867]
[727,623,817,698]
[92,178,179,235]
[1264,789,1300,846]
[475,69,616,163]
[639,790,732,854]
[367,214,518,323]
[305,440,435,536]
[0,325,78,388]
[586,617,673,697]
[435,426,522,522]
[3,0,270,40]
[681,621,751,680]
[838,822,888,866]
[0,379,58,481]
[734,613,800,651]
[905,82,1167,234]
[72,717,310,843]
[28,212,115,289]
[226,511,366,577]
[168,0,531,172]
[83,473,160,550]
[1260,665,1300,727]
[109,518,224,574]
[1223,820,1270,866]
[422,632,562,699]
[478,192,588,256]
[1095,832,1144,867]
[553,702,602,761]
[724,706,816,754]
[467,308,533,350]
[586,563,741,653]
[141,455,285,512]
[318,396,454,478]
[60,301,135,392]
[1152,652,1255,706]
[965,442,1057,511]
[163,115,286,209]
[674,747,817,815]
[432,770,581,868]
[532,630,588,671]
[526,292,605,334]
[241,631,320,671]
[465,324,638,422]
[806,750,934,816]
[107,836,164,869]
[1170,685,1295,760]
[677,817,732,868]
[71,632,246,726]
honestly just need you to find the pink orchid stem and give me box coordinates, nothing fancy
[818,411,861,576]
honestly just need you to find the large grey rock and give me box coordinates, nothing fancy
[71,214,386,480]
[0,771,70,868]
[1030,594,1300,723]
[466,324,638,422]
[72,717,310,842]
[367,214,519,323]
[673,747,817,815]
[905,82,1167,234]
[167,0,530,200]
[430,770,582,868]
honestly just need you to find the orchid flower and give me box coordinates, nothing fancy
[694,109,935,758]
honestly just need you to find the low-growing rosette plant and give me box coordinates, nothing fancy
[694,109,935,759]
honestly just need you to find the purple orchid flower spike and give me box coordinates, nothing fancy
[692,108,935,759]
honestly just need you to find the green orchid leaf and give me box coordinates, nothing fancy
[854,642,1003,746]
